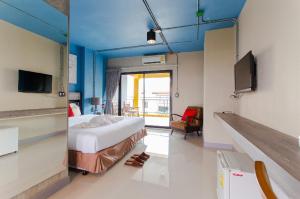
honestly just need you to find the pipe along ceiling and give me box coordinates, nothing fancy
[96,0,238,56]
[70,0,246,58]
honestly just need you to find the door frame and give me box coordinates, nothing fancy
[118,70,173,128]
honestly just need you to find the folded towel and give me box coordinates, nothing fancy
[73,115,124,129]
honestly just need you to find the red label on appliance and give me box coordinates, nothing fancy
[232,173,244,177]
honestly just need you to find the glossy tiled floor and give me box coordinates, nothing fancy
[144,117,170,127]
[0,134,67,199]
[49,129,218,199]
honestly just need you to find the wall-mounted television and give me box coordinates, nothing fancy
[234,51,257,93]
[18,70,52,93]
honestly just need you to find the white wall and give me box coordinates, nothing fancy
[108,51,204,115]
[203,27,236,146]
[237,0,300,138]
[0,20,67,140]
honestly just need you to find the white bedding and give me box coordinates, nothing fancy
[68,115,145,153]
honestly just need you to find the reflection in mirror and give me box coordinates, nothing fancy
[0,0,68,198]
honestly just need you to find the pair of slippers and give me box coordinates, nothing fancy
[125,152,150,167]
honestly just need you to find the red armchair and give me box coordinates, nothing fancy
[170,106,203,139]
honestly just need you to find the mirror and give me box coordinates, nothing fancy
[0,0,68,198]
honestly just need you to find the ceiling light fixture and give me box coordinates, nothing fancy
[147,29,156,44]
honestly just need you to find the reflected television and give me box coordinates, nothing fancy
[18,70,52,93]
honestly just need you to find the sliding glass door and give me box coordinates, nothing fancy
[119,71,171,127]
[143,72,171,127]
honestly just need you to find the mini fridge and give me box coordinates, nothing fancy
[217,151,261,199]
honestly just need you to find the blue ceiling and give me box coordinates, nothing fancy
[0,0,67,44]
[71,0,246,58]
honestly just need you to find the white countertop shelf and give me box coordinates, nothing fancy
[0,107,67,121]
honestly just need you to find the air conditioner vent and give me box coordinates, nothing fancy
[142,55,166,65]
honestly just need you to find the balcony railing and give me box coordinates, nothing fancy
[120,97,170,117]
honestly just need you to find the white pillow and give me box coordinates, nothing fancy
[70,103,81,116]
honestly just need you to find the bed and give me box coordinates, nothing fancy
[68,93,146,174]
[68,114,146,174]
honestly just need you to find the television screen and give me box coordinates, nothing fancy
[18,70,52,93]
[234,51,256,93]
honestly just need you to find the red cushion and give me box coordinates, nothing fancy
[182,108,197,122]
[68,105,74,117]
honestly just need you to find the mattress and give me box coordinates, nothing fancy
[68,115,145,153]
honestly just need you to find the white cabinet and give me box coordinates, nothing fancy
[0,126,18,156]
